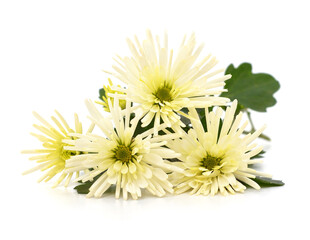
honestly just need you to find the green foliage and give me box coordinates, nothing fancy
[74,180,116,195]
[74,181,92,194]
[99,88,106,101]
[221,63,280,112]
[252,176,285,187]
[74,173,103,194]
[250,150,266,159]
[133,115,155,137]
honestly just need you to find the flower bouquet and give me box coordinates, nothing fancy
[22,30,284,200]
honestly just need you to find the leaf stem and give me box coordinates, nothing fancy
[243,130,271,141]
[245,110,255,131]
[244,109,271,141]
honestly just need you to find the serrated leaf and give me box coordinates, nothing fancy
[221,63,280,112]
[253,176,285,187]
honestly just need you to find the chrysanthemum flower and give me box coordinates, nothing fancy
[106,30,231,134]
[64,98,182,200]
[95,78,127,112]
[167,100,271,196]
[22,111,94,187]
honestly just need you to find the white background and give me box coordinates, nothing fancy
[1,0,309,239]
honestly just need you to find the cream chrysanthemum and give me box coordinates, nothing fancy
[22,111,94,187]
[95,78,127,112]
[106,30,231,134]
[64,98,182,200]
[167,100,271,196]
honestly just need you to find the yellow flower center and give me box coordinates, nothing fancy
[114,145,132,163]
[155,86,172,103]
[201,155,222,170]
[60,143,76,161]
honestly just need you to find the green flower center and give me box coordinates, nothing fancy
[155,87,172,103]
[201,155,222,170]
[114,145,132,163]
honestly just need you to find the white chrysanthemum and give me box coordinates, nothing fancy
[64,98,182,200]
[22,111,94,187]
[167,100,272,196]
[106,30,231,134]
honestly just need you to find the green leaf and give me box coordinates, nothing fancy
[250,150,266,159]
[221,63,280,112]
[180,108,191,126]
[74,172,103,194]
[74,181,92,194]
[133,116,155,137]
[74,181,116,195]
[133,113,179,136]
[253,176,285,187]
